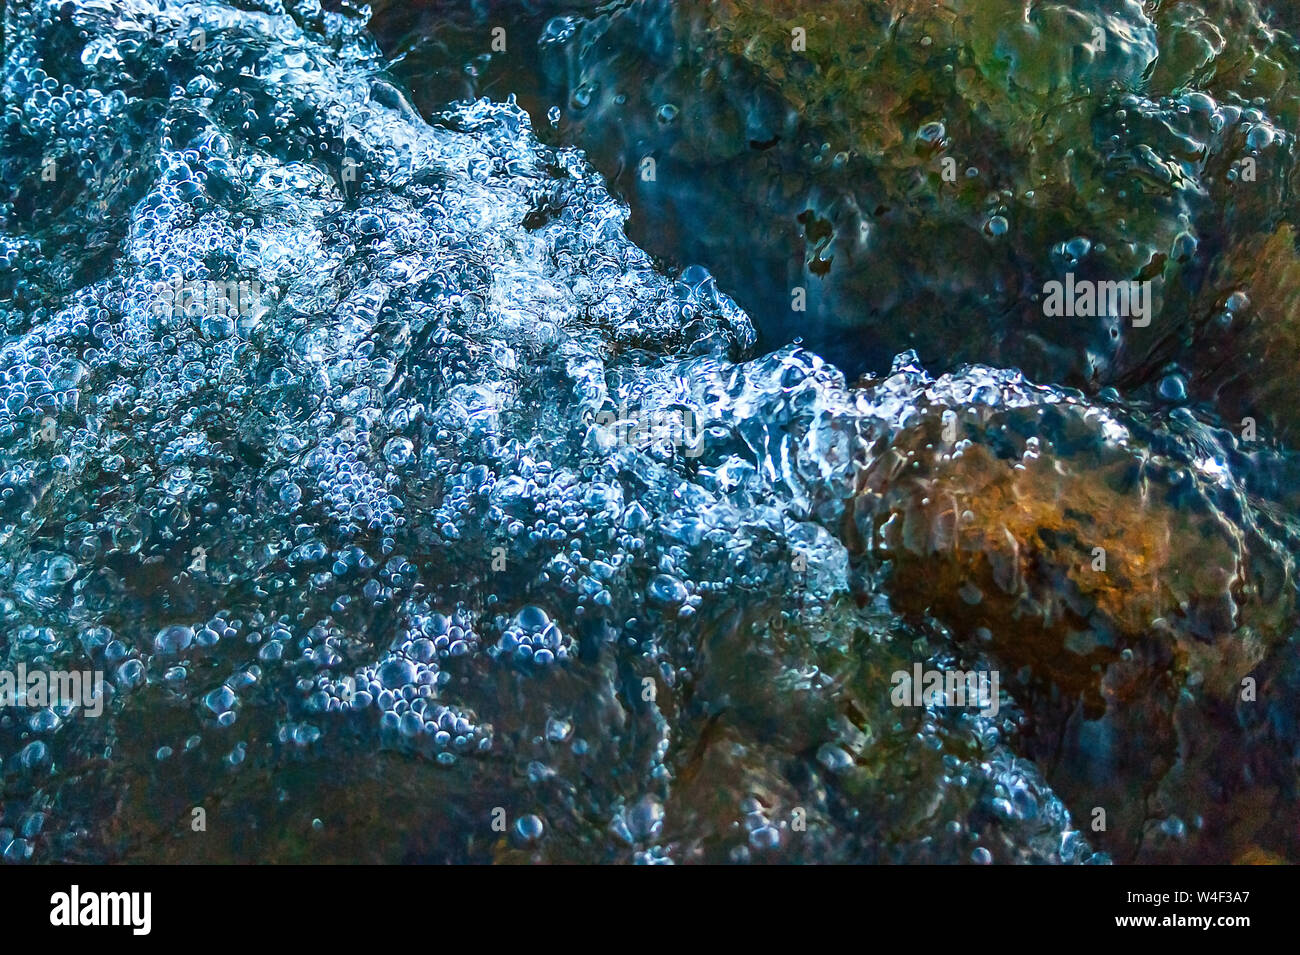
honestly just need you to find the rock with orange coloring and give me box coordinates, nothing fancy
[824,355,1298,860]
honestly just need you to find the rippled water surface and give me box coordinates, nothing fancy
[2,0,1300,864]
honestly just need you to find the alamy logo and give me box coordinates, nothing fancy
[148,276,265,320]
[592,403,705,458]
[49,886,151,935]
[890,663,1000,717]
[0,664,105,717]
[1042,273,1151,327]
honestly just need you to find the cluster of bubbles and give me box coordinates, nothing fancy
[490,605,570,667]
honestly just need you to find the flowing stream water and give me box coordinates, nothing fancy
[2,0,1300,864]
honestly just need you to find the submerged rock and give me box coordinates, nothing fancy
[836,355,1299,861]
[379,0,1300,431]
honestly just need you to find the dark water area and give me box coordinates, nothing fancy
[377,0,1300,410]
[379,0,984,381]
[2,0,1300,867]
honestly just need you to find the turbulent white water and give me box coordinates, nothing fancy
[0,0,1296,863]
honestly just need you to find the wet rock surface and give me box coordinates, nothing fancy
[0,0,1296,864]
